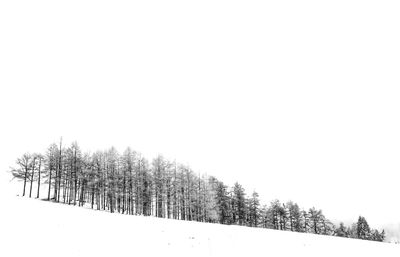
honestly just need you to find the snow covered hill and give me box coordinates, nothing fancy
[1,195,399,257]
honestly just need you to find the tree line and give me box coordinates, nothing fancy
[9,140,385,242]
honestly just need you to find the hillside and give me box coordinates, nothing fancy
[1,195,399,257]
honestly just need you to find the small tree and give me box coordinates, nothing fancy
[10,153,32,196]
[335,222,348,237]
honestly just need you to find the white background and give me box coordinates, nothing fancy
[1,0,399,239]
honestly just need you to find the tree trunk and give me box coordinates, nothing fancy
[47,166,52,200]
[29,158,36,198]
[54,160,58,201]
[36,158,42,198]
[23,166,28,197]
[57,138,62,202]
[73,148,78,205]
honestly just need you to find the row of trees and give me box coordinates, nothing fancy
[10,140,385,242]
[334,217,386,242]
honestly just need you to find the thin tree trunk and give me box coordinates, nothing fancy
[62,169,67,203]
[122,165,126,214]
[36,158,42,198]
[29,157,36,198]
[57,138,62,202]
[91,179,95,209]
[73,148,78,205]
[47,166,52,200]
[23,166,28,197]
[68,161,73,204]
[54,159,58,201]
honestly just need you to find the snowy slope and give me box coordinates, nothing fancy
[1,194,399,257]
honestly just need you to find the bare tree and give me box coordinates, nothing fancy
[36,154,44,198]
[10,153,32,196]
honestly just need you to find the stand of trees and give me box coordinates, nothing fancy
[9,140,385,242]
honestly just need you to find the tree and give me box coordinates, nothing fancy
[356,216,371,240]
[370,229,385,242]
[268,200,287,230]
[335,222,348,237]
[301,209,310,233]
[202,175,218,223]
[35,154,44,198]
[380,229,386,242]
[45,143,58,200]
[348,223,358,239]
[232,182,246,226]
[152,155,168,218]
[248,191,260,227]
[56,138,63,202]
[259,204,269,228]
[120,148,134,214]
[268,200,281,230]
[10,153,32,197]
[70,142,82,205]
[308,207,321,234]
[138,155,152,216]
[286,201,301,232]
[215,180,231,224]
[320,215,334,235]
[28,155,37,198]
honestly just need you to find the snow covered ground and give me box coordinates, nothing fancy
[1,192,399,257]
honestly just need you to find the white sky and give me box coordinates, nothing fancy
[1,1,399,233]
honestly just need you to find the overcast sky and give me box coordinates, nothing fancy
[1,1,399,235]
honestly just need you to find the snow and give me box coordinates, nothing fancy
[1,192,399,257]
